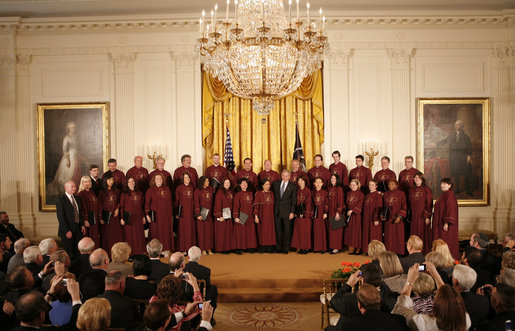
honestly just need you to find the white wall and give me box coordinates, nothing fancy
[0,11,513,240]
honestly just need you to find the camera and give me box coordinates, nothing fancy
[198,303,203,309]
[418,264,426,271]
[61,279,68,287]
[180,274,189,281]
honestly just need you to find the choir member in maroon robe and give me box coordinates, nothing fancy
[194,176,215,255]
[383,179,407,255]
[308,155,331,189]
[145,174,174,251]
[253,179,276,252]
[345,179,364,254]
[78,176,102,249]
[362,180,383,253]
[98,173,123,253]
[291,175,312,254]
[349,155,372,194]
[432,177,459,259]
[398,156,419,197]
[149,158,173,189]
[103,158,126,191]
[258,160,280,190]
[173,154,199,190]
[232,178,258,254]
[409,172,433,254]
[89,165,102,196]
[126,156,149,194]
[312,177,329,253]
[327,174,345,254]
[234,158,259,192]
[173,173,195,254]
[205,153,229,189]
[290,159,310,187]
[329,151,349,187]
[120,177,146,254]
[373,156,397,193]
[213,178,234,253]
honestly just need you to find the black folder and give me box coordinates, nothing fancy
[405,209,412,224]
[380,206,389,221]
[87,211,96,225]
[101,210,112,225]
[211,178,221,189]
[176,205,182,219]
[148,210,156,223]
[123,211,132,225]
[200,207,209,221]
[295,203,305,217]
[313,206,318,219]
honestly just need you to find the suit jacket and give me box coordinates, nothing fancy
[56,193,84,238]
[149,259,170,284]
[461,291,490,324]
[400,252,426,273]
[7,253,24,273]
[79,268,107,301]
[340,309,407,331]
[99,290,140,329]
[90,176,102,196]
[8,303,81,331]
[69,254,91,278]
[183,261,211,287]
[272,181,297,218]
[0,223,24,244]
[481,310,515,331]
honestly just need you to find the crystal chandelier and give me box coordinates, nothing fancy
[198,0,328,117]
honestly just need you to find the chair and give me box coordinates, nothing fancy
[320,278,347,329]
[197,279,207,299]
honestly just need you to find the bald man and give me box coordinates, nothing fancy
[56,181,85,260]
[126,155,149,193]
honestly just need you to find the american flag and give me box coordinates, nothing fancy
[293,122,307,171]
[224,125,236,174]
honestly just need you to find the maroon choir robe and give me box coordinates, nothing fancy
[373,169,397,192]
[409,186,433,254]
[232,190,257,249]
[329,162,349,187]
[349,166,372,190]
[432,190,459,259]
[78,190,102,249]
[103,170,126,191]
[345,190,364,249]
[173,166,199,188]
[205,165,229,187]
[120,190,146,254]
[145,185,174,251]
[383,189,407,255]
[291,187,313,250]
[174,184,196,252]
[258,170,280,187]
[398,167,419,197]
[308,166,331,189]
[194,187,215,251]
[98,187,123,253]
[213,189,234,252]
[253,190,276,246]
[149,169,173,189]
[362,191,383,252]
[290,170,310,187]
[234,169,258,191]
[126,166,149,194]
[327,186,345,250]
[312,189,329,252]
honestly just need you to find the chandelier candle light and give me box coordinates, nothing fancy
[198,0,329,117]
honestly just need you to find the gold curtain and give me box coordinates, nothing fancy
[202,70,324,173]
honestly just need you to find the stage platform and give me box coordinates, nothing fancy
[198,252,369,303]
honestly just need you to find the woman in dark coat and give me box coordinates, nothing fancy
[432,177,459,259]
[145,173,174,251]
[120,177,146,254]
[213,178,234,253]
[194,176,215,255]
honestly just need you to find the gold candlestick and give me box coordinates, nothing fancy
[147,151,163,170]
[365,148,379,170]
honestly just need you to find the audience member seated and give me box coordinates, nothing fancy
[1,266,37,329]
[144,299,174,331]
[378,251,407,294]
[501,233,515,253]
[79,248,109,301]
[7,238,30,274]
[470,232,501,276]
[147,239,170,284]
[431,239,456,277]
[462,246,496,292]
[46,271,76,326]
[70,237,94,278]
[183,246,218,312]
[425,251,452,285]
[367,240,386,266]
[106,242,133,277]
[411,272,435,315]
[0,211,24,249]
[22,246,43,276]
[39,238,58,266]
[0,233,13,273]
[98,270,140,329]
[392,263,471,330]
[169,252,202,303]
[340,284,407,330]
[42,250,71,291]
[400,235,425,273]
[76,297,111,331]
[481,282,515,331]
[451,264,490,326]
[125,254,157,300]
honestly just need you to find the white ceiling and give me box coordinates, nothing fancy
[0,0,514,19]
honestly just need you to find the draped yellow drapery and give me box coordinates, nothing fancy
[202,70,324,173]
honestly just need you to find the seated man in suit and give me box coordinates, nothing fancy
[7,238,30,273]
[69,237,94,278]
[147,239,170,284]
[0,233,13,273]
[184,246,218,312]
[0,211,23,252]
[451,264,489,326]
[99,270,140,329]
[23,246,43,276]
[482,282,515,330]
[38,238,58,266]
[400,235,425,273]
[79,248,109,301]
[469,232,500,275]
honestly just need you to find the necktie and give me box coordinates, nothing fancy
[280,182,286,197]
[70,196,79,223]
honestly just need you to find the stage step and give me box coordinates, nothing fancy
[218,285,322,303]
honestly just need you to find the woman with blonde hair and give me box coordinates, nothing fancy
[378,251,407,294]
[432,239,455,268]
[106,242,132,277]
[425,251,452,284]
[367,240,386,264]
[76,297,111,331]
[77,175,101,249]
[412,272,436,315]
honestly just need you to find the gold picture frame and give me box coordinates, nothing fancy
[38,103,110,211]
[416,98,490,206]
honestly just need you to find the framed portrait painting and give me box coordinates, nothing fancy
[38,103,109,211]
[416,98,490,206]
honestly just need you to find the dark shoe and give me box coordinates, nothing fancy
[297,250,302,254]
[236,250,242,255]
[282,250,288,254]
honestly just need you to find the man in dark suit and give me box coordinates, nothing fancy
[400,235,426,273]
[184,246,218,312]
[70,237,94,278]
[147,239,170,283]
[79,248,109,301]
[452,264,490,326]
[482,282,515,331]
[0,211,24,251]
[99,270,141,329]
[89,164,102,195]
[55,181,85,260]
[272,169,297,254]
